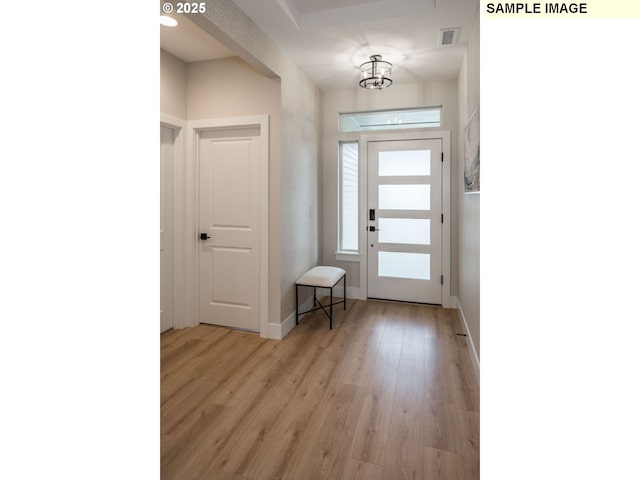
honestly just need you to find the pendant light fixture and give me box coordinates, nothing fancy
[359,55,393,90]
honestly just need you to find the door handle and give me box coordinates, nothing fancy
[200,233,211,240]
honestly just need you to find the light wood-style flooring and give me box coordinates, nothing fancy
[161,299,479,479]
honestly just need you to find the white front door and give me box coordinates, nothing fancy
[367,139,443,304]
[198,127,261,331]
[160,126,174,333]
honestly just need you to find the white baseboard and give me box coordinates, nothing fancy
[453,296,480,382]
[269,297,314,340]
[443,296,457,309]
[268,314,296,340]
[346,286,360,300]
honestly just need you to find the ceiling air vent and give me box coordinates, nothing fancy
[439,27,460,46]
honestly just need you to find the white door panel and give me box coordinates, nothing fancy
[367,139,442,304]
[198,129,260,331]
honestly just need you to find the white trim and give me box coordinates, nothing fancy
[185,120,198,328]
[359,130,451,305]
[160,114,189,329]
[268,314,296,340]
[443,296,457,309]
[454,296,480,382]
[441,132,452,308]
[358,135,368,300]
[334,252,360,262]
[160,113,186,130]
[186,115,270,338]
[338,141,360,257]
[344,286,360,299]
[273,297,313,340]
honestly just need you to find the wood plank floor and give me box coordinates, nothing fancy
[161,299,479,480]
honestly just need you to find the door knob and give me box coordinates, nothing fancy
[200,233,211,240]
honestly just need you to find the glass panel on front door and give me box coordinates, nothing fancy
[378,150,430,176]
[378,251,431,280]
[378,184,431,210]
[378,218,431,245]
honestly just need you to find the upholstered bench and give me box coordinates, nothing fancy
[295,266,346,329]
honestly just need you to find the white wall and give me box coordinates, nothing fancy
[187,57,281,122]
[457,12,480,359]
[160,49,187,119]
[321,82,459,297]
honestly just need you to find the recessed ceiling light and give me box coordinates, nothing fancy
[160,15,178,27]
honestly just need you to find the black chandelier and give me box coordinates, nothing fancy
[359,54,393,90]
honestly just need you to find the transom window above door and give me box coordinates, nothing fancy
[340,106,441,132]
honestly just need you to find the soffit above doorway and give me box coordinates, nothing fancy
[160,12,235,63]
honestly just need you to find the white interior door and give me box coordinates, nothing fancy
[198,127,261,331]
[160,126,174,333]
[367,139,443,304]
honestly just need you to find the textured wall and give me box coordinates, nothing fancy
[279,62,323,320]
[457,12,480,358]
[197,0,323,323]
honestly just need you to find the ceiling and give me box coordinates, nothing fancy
[160,0,479,91]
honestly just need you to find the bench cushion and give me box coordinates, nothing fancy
[296,266,346,288]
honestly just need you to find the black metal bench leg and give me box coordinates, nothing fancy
[343,274,346,310]
[330,286,333,329]
[295,283,299,325]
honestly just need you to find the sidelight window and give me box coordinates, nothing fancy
[339,142,359,252]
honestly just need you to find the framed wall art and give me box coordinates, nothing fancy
[464,107,480,193]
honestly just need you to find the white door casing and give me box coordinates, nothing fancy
[161,113,188,329]
[195,119,268,333]
[160,126,174,333]
[367,138,443,304]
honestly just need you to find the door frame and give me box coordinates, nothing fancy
[358,130,453,308]
[160,113,186,330]
[186,115,270,337]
